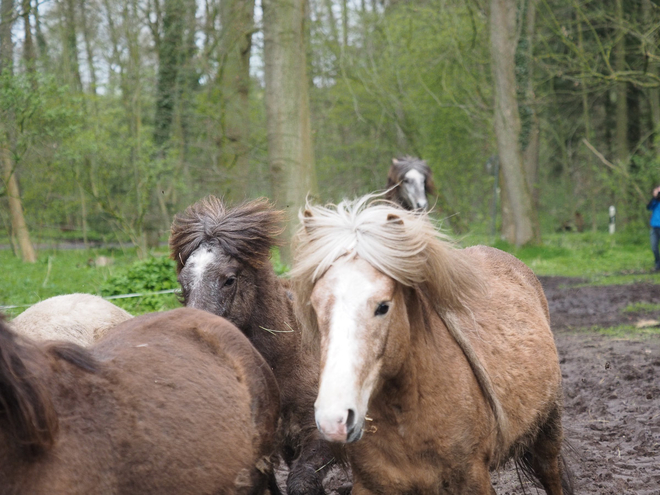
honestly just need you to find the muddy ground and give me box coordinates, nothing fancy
[278,277,660,494]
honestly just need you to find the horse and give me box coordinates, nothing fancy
[10,293,132,346]
[290,195,573,495]
[385,156,436,210]
[0,307,280,495]
[169,196,337,495]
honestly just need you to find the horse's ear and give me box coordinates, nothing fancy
[387,213,404,225]
[392,158,399,165]
[301,209,315,235]
[425,171,437,196]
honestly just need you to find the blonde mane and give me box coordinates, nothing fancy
[291,195,485,333]
[290,194,508,440]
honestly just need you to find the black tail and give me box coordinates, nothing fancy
[514,442,575,495]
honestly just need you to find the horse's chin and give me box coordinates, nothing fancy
[346,426,364,444]
[317,419,365,444]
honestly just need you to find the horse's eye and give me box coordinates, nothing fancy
[375,302,390,316]
[224,276,237,287]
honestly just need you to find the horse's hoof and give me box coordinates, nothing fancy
[286,465,325,495]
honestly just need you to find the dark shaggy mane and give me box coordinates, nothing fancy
[169,196,285,273]
[0,316,58,458]
[385,156,437,197]
[46,343,99,374]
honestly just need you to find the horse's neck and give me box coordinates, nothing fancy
[371,294,464,420]
[246,267,299,365]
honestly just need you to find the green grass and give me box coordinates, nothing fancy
[0,247,180,318]
[2,230,660,319]
[588,324,660,338]
[622,301,660,313]
[460,230,659,285]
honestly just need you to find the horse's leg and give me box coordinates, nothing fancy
[286,437,334,495]
[525,405,573,495]
[465,463,497,495]
[267,469,284,495]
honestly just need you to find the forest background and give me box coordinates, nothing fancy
[1,0,660,265]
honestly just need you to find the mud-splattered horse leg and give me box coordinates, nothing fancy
[286,437,335,495]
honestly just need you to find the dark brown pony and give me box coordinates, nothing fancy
[169,197,336,495]
[291,195,573,495]
[385,156,436,210]
[0,308,280,495]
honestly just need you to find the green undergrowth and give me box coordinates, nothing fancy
[0,247,178,317]
[461,230,659,286]
[100,256,181,314]
[1,246,289,317]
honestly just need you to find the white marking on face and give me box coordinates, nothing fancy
[313,258,394,443]
[402,169,427,210]
[186,247,216,288]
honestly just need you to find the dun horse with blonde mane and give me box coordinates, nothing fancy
[290,195,572,495]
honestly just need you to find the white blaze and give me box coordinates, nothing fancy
[314,262,382,442]
[186,247,216,288]
[402,168,427,210]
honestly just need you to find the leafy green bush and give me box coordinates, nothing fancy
[101,256,180,314]
[270,248,289,276]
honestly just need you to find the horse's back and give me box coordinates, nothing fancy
[3,308,279,495]
[460,245,562,452]
[10,293,132,346]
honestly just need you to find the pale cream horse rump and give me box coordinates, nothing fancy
[290,196,572,495]
[11,293,132,346]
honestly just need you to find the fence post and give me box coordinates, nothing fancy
[609,205,616,234]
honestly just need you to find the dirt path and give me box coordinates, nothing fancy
[289,278,660,494]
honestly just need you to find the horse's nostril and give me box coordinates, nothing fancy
[346,409,356,430]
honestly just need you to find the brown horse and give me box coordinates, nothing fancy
[0,308,280,495]
[290,195,573,495]
[385,156,436,210]
[169,197,337,495]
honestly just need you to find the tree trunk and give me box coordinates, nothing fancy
[79,0,98,95]
[521,0,540,210]
[578,15,597,232]
[2,152,37,262]
[643,0,660,148]
[490,0,539,247]
[21,0,37,83]
[614,0,628,164]
[263,0,318,264]
[62,0,82,90]
[218,0,255,201]
[154,0,185,149]
[33,0,48,62]
[0,0,13,66]
[341,0,348,48]
[1,0,37,263]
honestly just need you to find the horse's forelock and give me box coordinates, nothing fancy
[170,196,285,271]
[291,196,485,347]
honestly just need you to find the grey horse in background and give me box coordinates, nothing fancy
[385,156,436,210]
